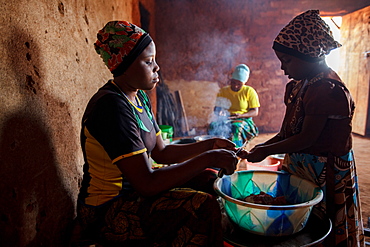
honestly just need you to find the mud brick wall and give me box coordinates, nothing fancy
[154,0,370,135]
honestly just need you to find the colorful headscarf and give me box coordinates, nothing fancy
[273,10,341,62]
[94,21,152,77]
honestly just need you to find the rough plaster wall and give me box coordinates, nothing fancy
[0,0,153,246]
[154,0,370,134]
[339,6,370,136]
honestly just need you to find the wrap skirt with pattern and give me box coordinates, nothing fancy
[283,151,365,247]
[77,169,223,247]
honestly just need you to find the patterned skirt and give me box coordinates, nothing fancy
[77,170,224,247]
[209,117,258,148]
[230,118,258,147]
[283,151,365,247]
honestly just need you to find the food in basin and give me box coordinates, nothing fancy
[213,170,323,236]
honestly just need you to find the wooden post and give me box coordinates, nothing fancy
[174,90,189,135]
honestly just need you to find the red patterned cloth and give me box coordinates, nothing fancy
[94,21,152,77]
[77,170,224,246]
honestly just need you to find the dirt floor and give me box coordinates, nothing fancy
[249,133,370,228]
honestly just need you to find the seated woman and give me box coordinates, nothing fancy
[209,64,260,147]
[77,21,242,246]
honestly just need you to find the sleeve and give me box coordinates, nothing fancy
[247,87,260,108]
[85,94,147,161]
[304,80,352,117]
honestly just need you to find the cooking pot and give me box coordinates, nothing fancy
[194,135,226,141]
[170,138,196,144]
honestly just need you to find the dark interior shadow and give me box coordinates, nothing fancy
[0,25,77,247]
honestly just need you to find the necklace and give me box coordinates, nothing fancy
[287,80,303,104]
[287,70,327,104]
[111,80,143,112]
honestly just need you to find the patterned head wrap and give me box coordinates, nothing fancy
[273,10,341,62]
[94,21,152,77]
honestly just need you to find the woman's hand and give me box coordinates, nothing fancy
[211,138,237,152]
[207,149,239,175]
[235,149,249,159]
[229,108,259,120]
[229,113,240,120]
[245,146,268,162]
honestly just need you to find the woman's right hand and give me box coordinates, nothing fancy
[206,149,238,175]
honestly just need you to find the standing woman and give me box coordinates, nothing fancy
[245,10,365,246]
[77,21,239,246]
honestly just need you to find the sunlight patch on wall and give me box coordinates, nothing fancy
[322,16,342,72]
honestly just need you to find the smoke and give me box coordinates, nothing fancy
[215,96,232,110]
[208,96,232,138]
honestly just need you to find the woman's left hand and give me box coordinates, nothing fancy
[229,114,240,120]
[235,149,249,159]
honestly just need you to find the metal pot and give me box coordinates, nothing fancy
[170,138,196,144]
[194,135,226,142]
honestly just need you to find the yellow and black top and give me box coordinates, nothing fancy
[78,80,160,206]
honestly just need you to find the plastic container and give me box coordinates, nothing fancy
[159,125,173,144]
[246,157,281,171]
[269,154,285,167]
[214,170,323,236]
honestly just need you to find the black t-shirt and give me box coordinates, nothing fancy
[79,80,160,206]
